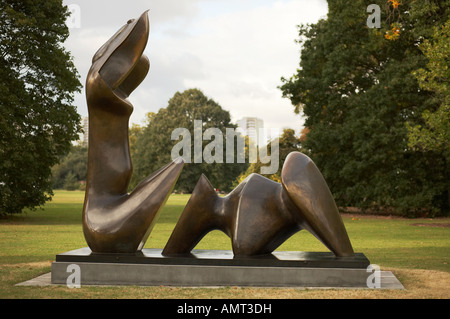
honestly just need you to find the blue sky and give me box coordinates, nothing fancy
[63,0,328,135]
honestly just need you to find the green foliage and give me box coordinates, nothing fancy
[279,0,449,216]
[407,21,450,161]
[0,0,82,215]
[51,145,88,190]
[132,89,248,193]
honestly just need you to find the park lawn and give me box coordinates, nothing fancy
[0,190,449,299]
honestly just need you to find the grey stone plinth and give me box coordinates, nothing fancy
[49,248,391,288]
[52,261,371,287]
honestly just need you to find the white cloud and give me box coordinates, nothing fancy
[63,0,328,134]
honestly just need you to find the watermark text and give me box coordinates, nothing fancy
[171,120,279,175]
[66,263,81,288]
[366,264,381,288]
[66,4,81,29]
[367,4,381,28]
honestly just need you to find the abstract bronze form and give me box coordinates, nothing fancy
[163,152,354,257]
[83,11,184,254]
[81,11,352,258]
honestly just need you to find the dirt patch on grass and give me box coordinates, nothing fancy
[135,268,449,299]
[391,268,450,299]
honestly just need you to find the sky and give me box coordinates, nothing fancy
[62,0,328,136]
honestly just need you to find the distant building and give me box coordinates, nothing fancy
[81,117,89,146]
[236,117,264,146]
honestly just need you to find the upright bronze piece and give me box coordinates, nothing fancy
[163,152,354,257]
[83,11,184,254]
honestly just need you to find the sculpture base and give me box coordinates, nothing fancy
[50,248,399,288]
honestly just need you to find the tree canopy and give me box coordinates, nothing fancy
[407,20,449,162]
[51,145,87,191]
[132,89,248,193]
[0,0,82,215]
[280,0,449,216]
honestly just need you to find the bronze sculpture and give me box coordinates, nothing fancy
[48,10,382,289]
[163,152,354,257]
[82,11,353,258]
[83,11,184,254]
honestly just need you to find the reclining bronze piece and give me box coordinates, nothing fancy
[163,152,354,257]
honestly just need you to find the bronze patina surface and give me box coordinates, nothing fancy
[82,11,352,258]
[163,152,354,257]
[83,11,184,254]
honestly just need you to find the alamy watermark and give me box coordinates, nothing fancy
[171,120,280,175]
[66,4,81,29]
[66,264,81,288]
[366,4,381,29]
[366,264,381,288]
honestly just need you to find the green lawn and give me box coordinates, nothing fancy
[0,190,449,299]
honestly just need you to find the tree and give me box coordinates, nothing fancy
[132,89,248,193]
[407,21,450,161]
[0,1,82,215]
[280,0,449,216]
[128,122,144,191]
[51,145,87,190]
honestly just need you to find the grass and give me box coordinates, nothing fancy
[0,190,449,299]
